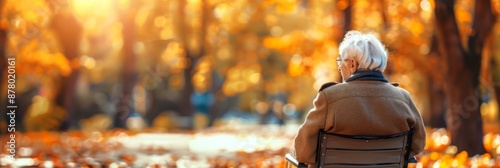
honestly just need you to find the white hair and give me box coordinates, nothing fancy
[338,30,388,72]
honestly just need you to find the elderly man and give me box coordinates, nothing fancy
[292,30,426,167]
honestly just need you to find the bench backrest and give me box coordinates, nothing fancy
[316,129,413,168]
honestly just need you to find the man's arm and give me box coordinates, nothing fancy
[293,91,328,164]
[406,93,426,156]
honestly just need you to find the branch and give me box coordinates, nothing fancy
[464,0,496,85]
[176,0,189,51]
[433,0,464,70]
[0,0,6,88]
[380,0,389,31]
[468,0,496,56]
[200,0,208,56]
[427,34,444,85]
[342,0,352,35]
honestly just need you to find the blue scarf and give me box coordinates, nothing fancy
[345,70,388,83]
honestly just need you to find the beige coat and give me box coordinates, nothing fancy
[293,80,426,165]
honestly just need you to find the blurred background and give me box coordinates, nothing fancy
[0,0,500,167]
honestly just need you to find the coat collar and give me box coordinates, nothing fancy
[345,70,388,83]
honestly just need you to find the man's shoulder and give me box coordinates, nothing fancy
[319,81,401,92]
[389,82,399,87]
[319,82,341,91]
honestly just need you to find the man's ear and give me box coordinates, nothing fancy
[349,59,357,72]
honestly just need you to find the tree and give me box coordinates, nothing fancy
[173,0,211,128]
[492,27,500,121]
[495,58,500,121]
[48,5,83,130]
[113,0,139,128]
[426,35,447,128]
[434,0,496,156]
[0,0,6,85]
[0,0,8,133]
[352,0,439,128]
[0,0,77,131]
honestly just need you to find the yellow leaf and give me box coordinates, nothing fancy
[277,1,297,14]
[287,64,303,77]
[262,37,284,49]
[409,21,424,35]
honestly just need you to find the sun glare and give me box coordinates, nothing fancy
[71,0,114,18]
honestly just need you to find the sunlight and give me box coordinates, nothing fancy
[420,0,431,11]
[71,0,114,18]
[496,146,500,156]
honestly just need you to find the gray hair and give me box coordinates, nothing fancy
[338,30,388,72]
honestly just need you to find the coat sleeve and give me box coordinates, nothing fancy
[406,93,426,157]
[292,91,328,164]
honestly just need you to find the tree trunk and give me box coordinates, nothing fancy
[342,0,352,34]
[114,6,138,128]
[49,12,83,130]
[427,35,447,128]
[334,0,352,81]
[0,0,8,133]
[176,0,194,118]
[493,54,500,121]
[428,77,447,128]
[434,0,495,156]
[176,0,210,120]
[444,70,485,155]
[179,51,195,118]
[207,85,222,127]
[0,0,6,86]
[496,85,500,121]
